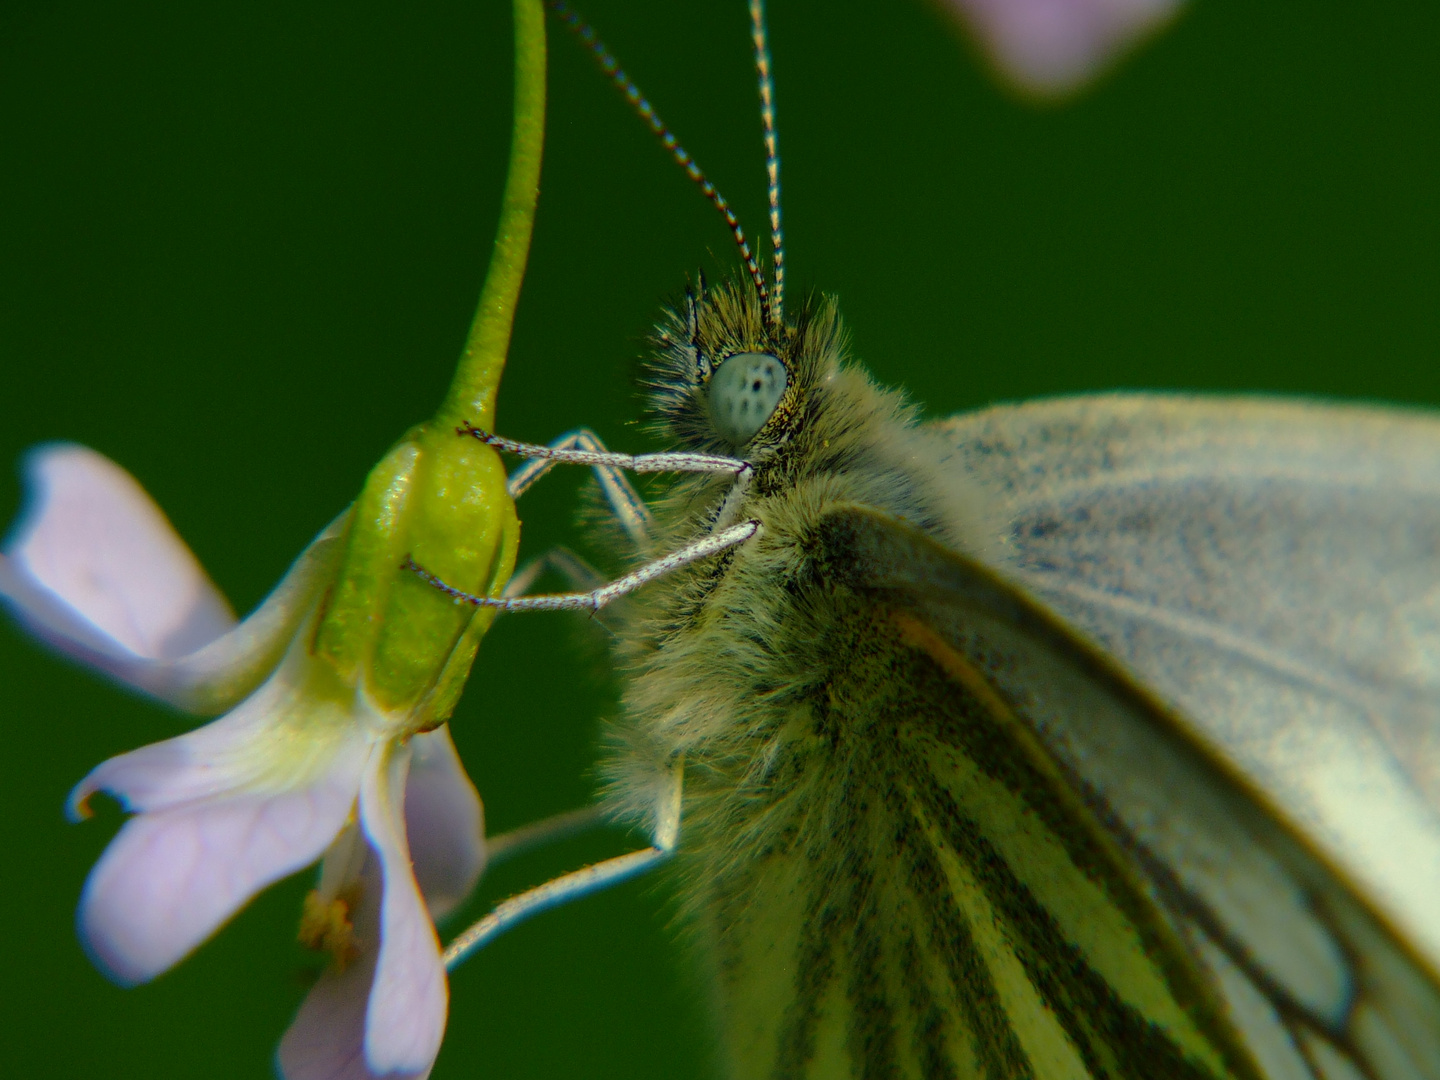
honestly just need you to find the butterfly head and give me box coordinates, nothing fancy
[645,275,846,462]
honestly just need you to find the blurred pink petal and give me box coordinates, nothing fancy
[361,744,447,1076]
[76,727,370,985]
[0,443,349,714]
[278,729,481,1080]
[942,0,1184,95]
[2,443,233,656]
[277,848,431,1080]
[68,625,357,821]
[405,727,486,920]
[65,591,388,985]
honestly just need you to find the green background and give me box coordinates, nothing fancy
[2,0,1437,1076]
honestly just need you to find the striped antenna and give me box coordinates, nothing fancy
[549,1,773,325]
[750,0,784,327]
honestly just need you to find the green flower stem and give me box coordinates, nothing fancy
[441,0,548,431]
[314,0,547,719]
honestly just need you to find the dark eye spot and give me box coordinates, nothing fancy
[707,352,788,445]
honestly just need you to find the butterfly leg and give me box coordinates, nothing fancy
[408,518,760,613]
[442,760,684,971]
[502,546,605,599]
[499,427,655,546]
[467,423,750,548]
[484,804,608,866]
[474,424,746,483]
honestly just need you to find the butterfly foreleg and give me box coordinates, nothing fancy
[406,518,761,613]
[441,759,685,972]
[463,422,749,548]
[496,426,654,546]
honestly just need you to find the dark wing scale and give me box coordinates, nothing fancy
[693,532,1259,1080]
[818,502,1440,1080]
[705,720,980,1080]
[893,619,1244,1080]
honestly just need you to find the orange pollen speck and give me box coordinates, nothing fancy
[298,887,363,970]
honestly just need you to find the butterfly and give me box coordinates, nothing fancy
[422,3,1440,1078]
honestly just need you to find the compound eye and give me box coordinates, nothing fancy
[707,352,788,446]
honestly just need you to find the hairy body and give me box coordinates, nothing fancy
[593,278,1440,1080]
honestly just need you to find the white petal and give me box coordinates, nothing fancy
[359,744,447,1076]
[78,734,368,985]
[69,624,362,820]
[276,852,432,1080]
[942,0,1184,95]
[149,509,349,714]
[0,444,352,714]
[404,727,486,920]
[0,444,233,657]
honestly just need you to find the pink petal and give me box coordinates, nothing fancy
[360,744,447,1076]
[0,444,352,714]
[0,443,233,659]
[276,850,432,1080]
[77,735,369,985]
[67,638,343,820]
[942,0,1184,95]
[404,727,486,920]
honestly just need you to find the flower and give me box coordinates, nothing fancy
[939,0,1185,96]
[1,442,509,1079]
[278,725,487,1080]
[3,2,542,1072]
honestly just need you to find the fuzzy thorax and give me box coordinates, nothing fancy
[602,277,997,903]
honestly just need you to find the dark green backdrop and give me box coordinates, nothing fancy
[2,0,1437,1076]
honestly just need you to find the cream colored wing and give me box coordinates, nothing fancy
[931,393,1440,979]
[822,503,1440,1080]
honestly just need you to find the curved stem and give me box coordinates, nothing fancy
[439,0,547,429]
